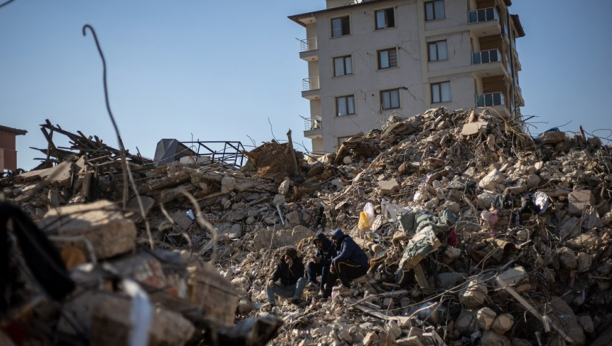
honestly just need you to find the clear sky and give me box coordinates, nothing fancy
[1,0,611,171]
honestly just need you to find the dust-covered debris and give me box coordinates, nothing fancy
[2,106,612,345]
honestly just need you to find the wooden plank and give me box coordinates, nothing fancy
[496,277,573,343]
[413,263,432,292]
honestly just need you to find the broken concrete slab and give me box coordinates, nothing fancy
[461,121,488,136]
[378,178,400,195]
[91,295,195,346]
[127,195,155,222]
[221,176,236,194]
[481,330,510,346]
[478,168,505,191]
[498,266,527,286]
[491,313,513,335]
[568,190,595,216]
[476,307,497,331]
[190,262,239,327]
[459,279,488,309]
[17,160,74,185]
[39,200,137,259]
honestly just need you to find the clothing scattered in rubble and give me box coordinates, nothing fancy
[1,107,612,346]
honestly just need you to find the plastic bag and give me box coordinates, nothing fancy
[358,211,371,232]
[363,202,374,222]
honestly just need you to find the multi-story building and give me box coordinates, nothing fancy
[0,125,27,171]
[289,0,525,154]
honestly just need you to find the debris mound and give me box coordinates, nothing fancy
[2,107,612,346]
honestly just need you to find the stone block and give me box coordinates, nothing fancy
[478,169,505,191]
[491,313,514,335]
[221,176,236,193]
[578,315,594,334]
[459,279,488,309]
[91,295,195,346]
[481,331,510,346]
[498,266,527,286]
[379,178,400,195]
[476,307,497,331]
[40,200,137,259]
[568,190,595,216]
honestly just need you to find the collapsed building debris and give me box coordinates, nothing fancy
[1,107,612,346]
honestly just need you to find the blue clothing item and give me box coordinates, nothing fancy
[332,235,369,269]
[307,261,331,291]
[331,229,344,240]
[313,232,337,266]
[266,277,306,305]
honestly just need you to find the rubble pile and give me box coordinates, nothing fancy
[1,108,612,346]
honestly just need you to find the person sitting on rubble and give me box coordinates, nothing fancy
[266,247,306,307]
[317,229,369,300]
[306,232,337,293]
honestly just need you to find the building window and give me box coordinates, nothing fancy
[331,16,350,37]
[381,89,400,110]
[334,55,353,76]
[431,82,451,103]
[425,0,445,21]
[375,8,395,29]
[337,135,352,146]
[378,48,397,69]
[428,40,448,61]
[336,95,355,116]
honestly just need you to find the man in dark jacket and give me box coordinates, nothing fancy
[266,247,306,306]
[319,229,369,299]
[306,232,337,292]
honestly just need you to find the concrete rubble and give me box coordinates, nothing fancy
[1,107,612,345]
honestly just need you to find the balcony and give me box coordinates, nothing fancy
[299,37,318,61]
[304,116,323,139]
[476,92,505,107]
[301,77,320,100]
[476,92,510,117]
[515,85,525,107]
[472,49,501,64]
[469,8,498,24]
[467,49,506,78]
[304,116,322,131]
[468,7,501,37]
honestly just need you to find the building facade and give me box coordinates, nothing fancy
[290,0,525,154]
[0,125,27,171]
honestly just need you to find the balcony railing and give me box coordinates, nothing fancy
[304,116,322,131]
[468,7,498,24]
[472,49,501,64]
[476,92,505,107]
[302,77,320,91]
[299,37,318,52]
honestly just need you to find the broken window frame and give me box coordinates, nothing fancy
[336,95,356,116]
[378,48,397,69]
[375,8,395,30]
[334,55,353,76]
[431,81,451,103]
[428,40,448,61]
[425,0,445,21]
[380,88,401,110]
[331,16,351,37]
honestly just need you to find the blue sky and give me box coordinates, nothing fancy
[1,0,610,170]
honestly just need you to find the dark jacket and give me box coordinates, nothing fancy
[313,232,337,266]
[333,234,369,269]
[271,256,305,286]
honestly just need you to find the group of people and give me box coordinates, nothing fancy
[265,229,369,307]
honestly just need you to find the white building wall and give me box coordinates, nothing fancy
[295,0,517,153]
[316,0,431,151]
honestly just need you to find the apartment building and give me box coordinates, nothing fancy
[0,125,27,171]
[289,0,525,154]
